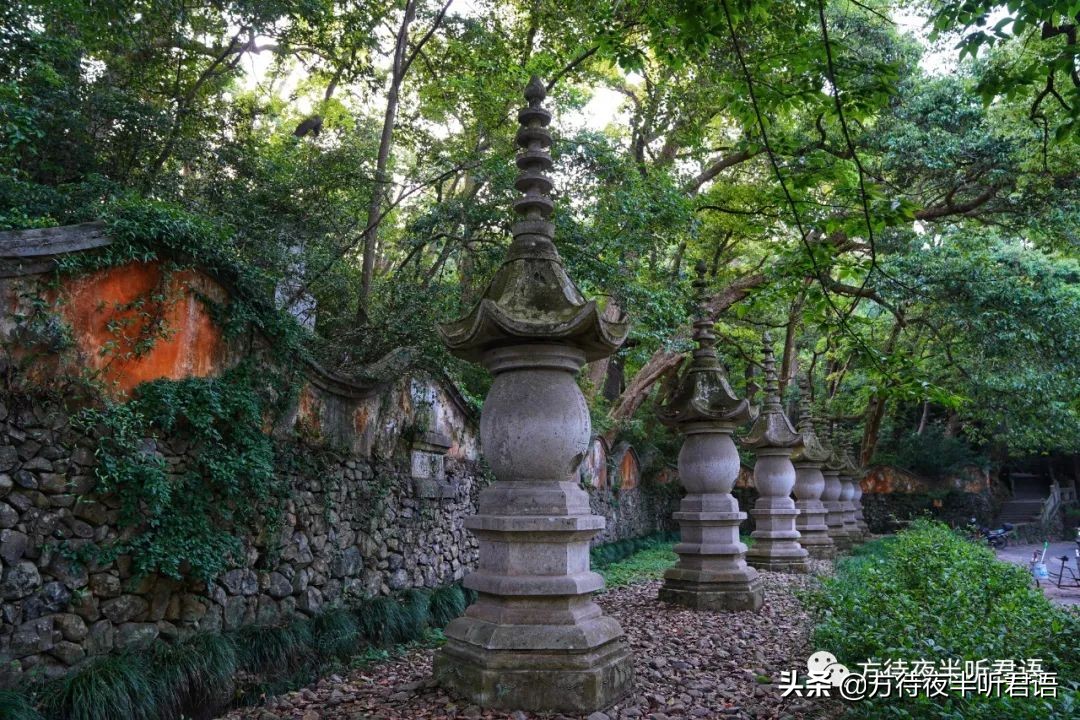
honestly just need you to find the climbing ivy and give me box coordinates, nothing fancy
[76,363,288,583]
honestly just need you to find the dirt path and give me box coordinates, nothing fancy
[220,562,842,720]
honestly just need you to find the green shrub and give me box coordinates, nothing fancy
[311,607,361,660]
[150,632,238,714]
[809,519,1080,719]
[41,652,160,720]
[429,585,467,627]
[356,596,414,646]
[234,620,313,674]
[0,690,44,720]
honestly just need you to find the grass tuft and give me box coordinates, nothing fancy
[356,596,413,646]
[311,607,361,660]
[0,690,44,720]
[429,584,467,627]
[235,619,313,673]
[41,652,160,720]
[151,631,238,714]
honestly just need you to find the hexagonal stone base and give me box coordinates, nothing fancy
[802,542,837,559]
[745,553,810,573]
[434,633,632,713]
[659,577,764,611]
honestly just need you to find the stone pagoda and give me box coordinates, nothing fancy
[655,261,762,611]
[821,426,851,551]
[790,377,835,559]
[839,439,865,543]
[852,470,870,535]
[743,333,809,573]
[433,77,633,712]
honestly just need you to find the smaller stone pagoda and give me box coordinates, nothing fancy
[839,439,865,543]
[790,377,835,559]
[743,333,809,573]
[821,426,851,551]
[655,262,762,610]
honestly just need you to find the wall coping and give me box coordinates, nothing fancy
[0,222,478,420]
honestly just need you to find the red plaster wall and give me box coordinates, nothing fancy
[56,262,227,394]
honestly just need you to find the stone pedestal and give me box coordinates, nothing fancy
[821,466,851,551]
[659,423,763,611]
[743,333,808,574]
[839,475,862,544]
[853,483,870,534]
[793,460,835,559]
[434,345,632,711]
[746,449,810,572]
[434,77,632,712]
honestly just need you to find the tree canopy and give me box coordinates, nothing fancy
[3,0,1080,474]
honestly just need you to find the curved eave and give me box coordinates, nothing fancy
[742,412,802,450]
[438,297,628,363]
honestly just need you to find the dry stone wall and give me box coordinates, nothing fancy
[0,237,676,685]
[0,380,672,685]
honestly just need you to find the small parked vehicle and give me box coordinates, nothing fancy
[969,518,1014,548]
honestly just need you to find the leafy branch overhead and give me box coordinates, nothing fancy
[2,0,1080,482]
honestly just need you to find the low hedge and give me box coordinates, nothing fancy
[808,519,1080,719]
[590,530,679,568]
[0,584,471,720]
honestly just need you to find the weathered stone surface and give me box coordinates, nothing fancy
[88,572,121,598]
[85,620,115,655]
[117,622,159,648]
[222,568,258,596]
[743,334,809,574]
[101,595,148,624]
[0,528,29,563]
[434,78,632,713]
[655,263,761,613]
[55,613,88,642]
[1,560,41,599]
[50,640,86,666]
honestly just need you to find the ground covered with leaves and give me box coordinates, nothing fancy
[220,559,837,720]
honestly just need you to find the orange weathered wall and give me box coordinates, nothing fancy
[54,261,228,394]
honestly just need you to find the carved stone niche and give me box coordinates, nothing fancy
[411,431,455,499]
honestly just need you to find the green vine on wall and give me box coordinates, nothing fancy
[76,363,289,583]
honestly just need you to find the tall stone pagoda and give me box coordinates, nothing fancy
[790,377,835,559]
[433,77,633,712]
[743,333,809,573]
[655,261,763,611]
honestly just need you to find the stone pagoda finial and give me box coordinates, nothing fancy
[656,262,752,427]
[790,375,835,559]
[654,261,762,611]
[743,332,809,573]
[743,332,801,449]
[434,78,632,712]
[438,76,628,363]
[791,376,829,465]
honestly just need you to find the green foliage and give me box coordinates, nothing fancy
[149,632,238,715]
[40,652,160,720]
[76,364,286,582]
[310,608,361,661]
[428,584,467,628]
[809,520,1080,719]
[590,531,680,568]
[873,427,989,478]
[356,596,416,647]
[597,543,679,589]
[0,691,43,720]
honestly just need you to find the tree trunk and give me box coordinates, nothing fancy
[916,400,930,435]
[357,0,416,323]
